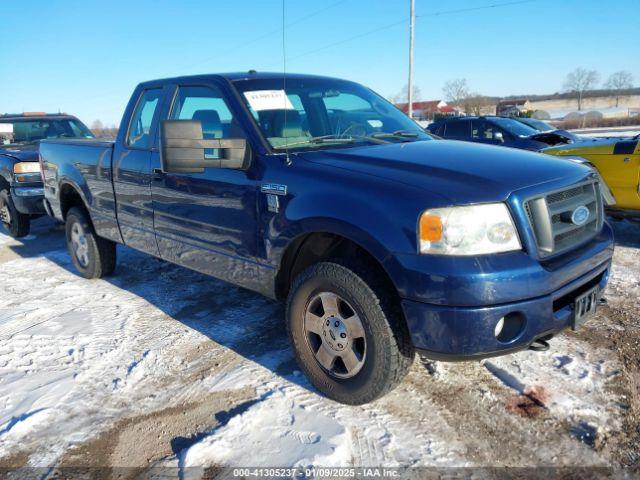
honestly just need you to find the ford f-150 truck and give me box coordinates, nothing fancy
[39,72,614,404]
[0,113,94,237]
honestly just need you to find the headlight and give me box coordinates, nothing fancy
[13,162,42,183]
[419,203,521,255]
[13,162,41,174]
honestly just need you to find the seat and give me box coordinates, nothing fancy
[192,109,223,159]
[192,110,222,139]
[271,109,305,138]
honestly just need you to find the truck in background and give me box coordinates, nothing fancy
[0,113,93,237]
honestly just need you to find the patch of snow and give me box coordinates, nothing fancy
[181,390,350,470]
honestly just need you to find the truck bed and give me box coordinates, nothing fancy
[40,138,122,243]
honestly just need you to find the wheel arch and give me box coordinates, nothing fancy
[58,181,90,221]
[274,227,402,307]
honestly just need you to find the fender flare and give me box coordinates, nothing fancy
[271,216,408,300]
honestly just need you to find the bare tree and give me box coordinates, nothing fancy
[442,79,469,110]
[563,68,600,110]
[90,120,104,133]
[390,84,422,105]
[605,71,634,107]
[464,93,491,116]
[90,120,118,139]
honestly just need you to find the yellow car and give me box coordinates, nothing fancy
[543,136,640,216]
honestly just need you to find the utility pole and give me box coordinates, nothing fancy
[407,0,415,119]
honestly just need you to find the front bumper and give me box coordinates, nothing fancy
[10,186,45,215]
[390,224,614,359]
[402,260,610,359]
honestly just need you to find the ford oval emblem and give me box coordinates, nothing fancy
[571,205,590,226]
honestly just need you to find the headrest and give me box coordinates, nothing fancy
[192,109,222,138]
[271,109,304,138]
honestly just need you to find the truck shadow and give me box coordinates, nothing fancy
[6,218,316,397]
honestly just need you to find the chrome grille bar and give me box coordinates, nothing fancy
[524,180,603,257]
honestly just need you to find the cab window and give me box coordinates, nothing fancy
[127,89,163,149]
[170,85,243,158]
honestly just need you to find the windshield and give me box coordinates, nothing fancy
[491,117,538,137]
[233,77,432,151]
[0,118,94,145]
[518,118,552,132]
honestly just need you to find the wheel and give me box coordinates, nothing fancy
[286,260,414,405]
[0,188,30,238]
[65,207,117,279]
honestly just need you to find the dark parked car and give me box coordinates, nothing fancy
[39,72,613,404]
[427,116,575,150]
[0,113,93,237]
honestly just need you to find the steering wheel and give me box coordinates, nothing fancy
[340,122,368,139]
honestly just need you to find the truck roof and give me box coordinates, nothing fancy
[137,71,351,87]
[0,113,79,120]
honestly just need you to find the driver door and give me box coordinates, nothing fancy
[150,82,261,285]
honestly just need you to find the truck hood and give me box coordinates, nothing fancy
[543,137,638,156]
[300,140,591,204]
[527,129,576,146]
[0,143,39,162]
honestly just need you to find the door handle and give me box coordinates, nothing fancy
[152,168,165,181]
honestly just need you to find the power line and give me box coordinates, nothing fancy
[423,0,536,17]
[67,1,350,105]
[174,0,350,74]
[259,17,410,69]
[258,0,538,69]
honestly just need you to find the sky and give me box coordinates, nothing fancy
[1,0,638,126]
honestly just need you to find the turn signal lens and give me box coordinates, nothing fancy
[419,214,442,242]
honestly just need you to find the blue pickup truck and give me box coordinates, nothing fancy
[39,72,614,404]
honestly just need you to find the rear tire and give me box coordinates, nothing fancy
[65,207,116,279]
[0,188,30,238]
[286,260,414,405]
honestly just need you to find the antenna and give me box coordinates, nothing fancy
[282,0,291,165]
[408,0,415,119]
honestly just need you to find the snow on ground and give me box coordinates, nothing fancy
[0,218,637,472]
[570,126,640,138]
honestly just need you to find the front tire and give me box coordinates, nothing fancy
[65,207,116,279]
[286,260,414,405]
[0,188,30,238]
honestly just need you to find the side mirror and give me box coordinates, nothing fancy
[160,120,249,174]
[494,131,505,143]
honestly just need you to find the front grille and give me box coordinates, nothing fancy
[524,180,603,257]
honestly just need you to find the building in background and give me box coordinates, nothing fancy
[396,100,457,121]
[496,99,533,116]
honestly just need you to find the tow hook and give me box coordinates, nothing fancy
[528,338,550,352]
[599,297,608,306]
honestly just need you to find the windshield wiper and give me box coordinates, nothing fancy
[274,134,389,149]
[370,130,420,140]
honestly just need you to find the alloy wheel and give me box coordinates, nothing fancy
[70,222,90,267]
[304,291,367,379]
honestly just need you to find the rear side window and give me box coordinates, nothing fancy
[443,120,470,139]
[127,89,163,149]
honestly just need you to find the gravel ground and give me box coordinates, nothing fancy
[0,216,638,475]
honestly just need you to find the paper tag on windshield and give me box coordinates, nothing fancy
[244,90,294,111]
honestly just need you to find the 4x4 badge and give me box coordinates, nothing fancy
[261,183,287,196]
